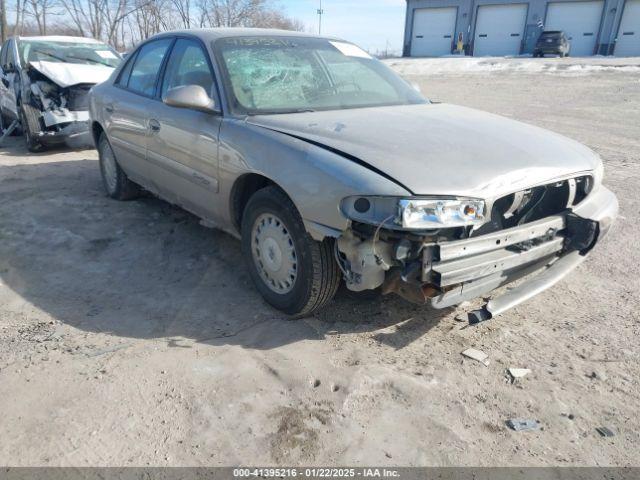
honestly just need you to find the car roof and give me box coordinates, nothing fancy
[146,28,341,43]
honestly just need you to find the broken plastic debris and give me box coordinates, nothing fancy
[596,426,615,437]
[508,368,531,379]
[461,348,490,366]
[506,419,540,431]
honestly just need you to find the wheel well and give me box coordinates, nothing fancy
[91,122,105,148]
[230,174,277,232]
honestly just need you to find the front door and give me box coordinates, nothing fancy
[145,38,221,219]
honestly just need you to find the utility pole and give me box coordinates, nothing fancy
[317,0,323,35]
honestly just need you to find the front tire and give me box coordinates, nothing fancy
[241,186,341,318]
[20,104,44,152]
[98,133,141,200]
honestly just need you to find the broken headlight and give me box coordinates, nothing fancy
[341,196,485,230]
[398,198,485,229]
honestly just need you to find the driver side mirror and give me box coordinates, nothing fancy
[163,85,218,114]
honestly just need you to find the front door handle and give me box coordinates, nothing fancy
[149,119,161,132]
[105,104,114,113]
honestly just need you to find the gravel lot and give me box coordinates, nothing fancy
[0,57,639,466]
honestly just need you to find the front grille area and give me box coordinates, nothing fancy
[472,175,592,236]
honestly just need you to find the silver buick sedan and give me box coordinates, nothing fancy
[88,29,618,321]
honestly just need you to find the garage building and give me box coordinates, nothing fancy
[403,0,640,56]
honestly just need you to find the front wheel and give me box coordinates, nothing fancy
[20,104,44,153]
[241,186,341,318]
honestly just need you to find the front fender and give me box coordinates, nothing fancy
[218,119,410,239]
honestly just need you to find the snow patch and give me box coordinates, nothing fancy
[385,56,640,76]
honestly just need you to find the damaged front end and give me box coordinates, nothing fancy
[21,66,94,147]
[335,176,618,320]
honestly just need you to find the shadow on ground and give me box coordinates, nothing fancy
[0,156,451,350]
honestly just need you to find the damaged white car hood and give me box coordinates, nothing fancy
[28,61,114,88]
[248,103,602,198]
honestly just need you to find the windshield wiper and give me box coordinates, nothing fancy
[31,49,67,62]
[67,55,113,67]
[250,108,316,115]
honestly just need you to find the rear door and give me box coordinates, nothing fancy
[410,8,457,57]
[144,38,221,218]
[545,1,604,56]
[105,38,173,185]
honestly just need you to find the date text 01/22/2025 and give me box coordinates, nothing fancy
[232,468,400,478]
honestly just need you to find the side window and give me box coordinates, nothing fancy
[126,38,173,97]
[1,40,15,68]
[7,40,17,67]
[160,39,214,99]
[116,53,137,87]
[0,42,7,68]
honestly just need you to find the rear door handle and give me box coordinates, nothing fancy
[149,119,161,132]
[105,104,114,113]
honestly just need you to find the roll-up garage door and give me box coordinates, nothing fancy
[545,1,604,56]
[410,7,458,56]
[615,0,640,56]
[473,4,528,56]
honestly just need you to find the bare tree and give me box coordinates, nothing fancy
[171,0,189,28]
[1,0,8,42]
[13,0,27,35]
[3,0,303,50]
[195,0,302,31]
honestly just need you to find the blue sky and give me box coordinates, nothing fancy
[276,0,407,54]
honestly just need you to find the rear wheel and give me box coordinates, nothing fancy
[19,104,44,152]
[97,133,141,200]
[241,186,341,318]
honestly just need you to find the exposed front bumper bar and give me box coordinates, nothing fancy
[429,186,618,315]
[36,118,92,147]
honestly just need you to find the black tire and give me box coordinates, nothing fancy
[19,104,44,152]
[97,133,141,200]
[241,186,341,318]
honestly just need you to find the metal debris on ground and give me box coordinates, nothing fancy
[85,343,131,358]
[461,348,490,366]
[0,120,19,146]
[596,426,615,437]
[508,368,531,379]
[506,419,540,431]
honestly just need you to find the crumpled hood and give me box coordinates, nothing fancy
[28,61,114,88]
[248,103,601,198]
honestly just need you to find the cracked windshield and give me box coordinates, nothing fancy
[217,37,425,114]
[18,40,121,68]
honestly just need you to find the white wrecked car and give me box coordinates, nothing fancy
[0,36,120,151]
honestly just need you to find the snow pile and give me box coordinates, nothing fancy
[384,56,640,76]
